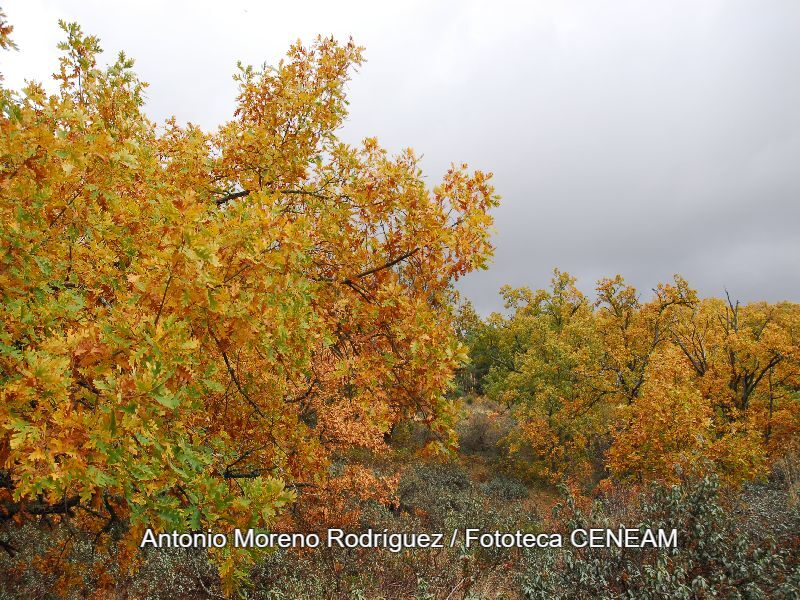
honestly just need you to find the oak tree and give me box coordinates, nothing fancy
[0,21,497,590]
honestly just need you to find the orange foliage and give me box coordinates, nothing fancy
[0,20,497,590]
[479,270,799,487]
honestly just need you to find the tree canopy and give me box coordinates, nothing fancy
[467,270,799,486]
[0,20,497,590]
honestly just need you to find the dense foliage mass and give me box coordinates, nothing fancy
[0,18,496,590]
[459,270,800,487]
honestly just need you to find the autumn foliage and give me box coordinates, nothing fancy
[1,13,799,598]
[0,20,496,590]
[464,270,799,487]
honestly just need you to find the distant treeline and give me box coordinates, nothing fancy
[456,270,799,486]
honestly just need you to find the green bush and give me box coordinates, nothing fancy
[518,476,800,599]
[479,476,530,502]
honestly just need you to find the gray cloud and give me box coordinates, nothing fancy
[4,0,798,314]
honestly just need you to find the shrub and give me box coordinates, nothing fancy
[518,476,800,599]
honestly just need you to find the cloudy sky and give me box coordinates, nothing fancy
[3,0,798,313]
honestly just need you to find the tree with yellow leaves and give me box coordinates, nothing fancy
[482,271,605,482]
[0,20,497,591]
[468,270,798,487]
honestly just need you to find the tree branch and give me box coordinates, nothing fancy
[208,327,266,418]
[214,187,331,207]
[351,248,419,279]
[0,495,81,522]
[214,190,250,206]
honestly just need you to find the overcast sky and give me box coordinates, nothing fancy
[3,0,798,313]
